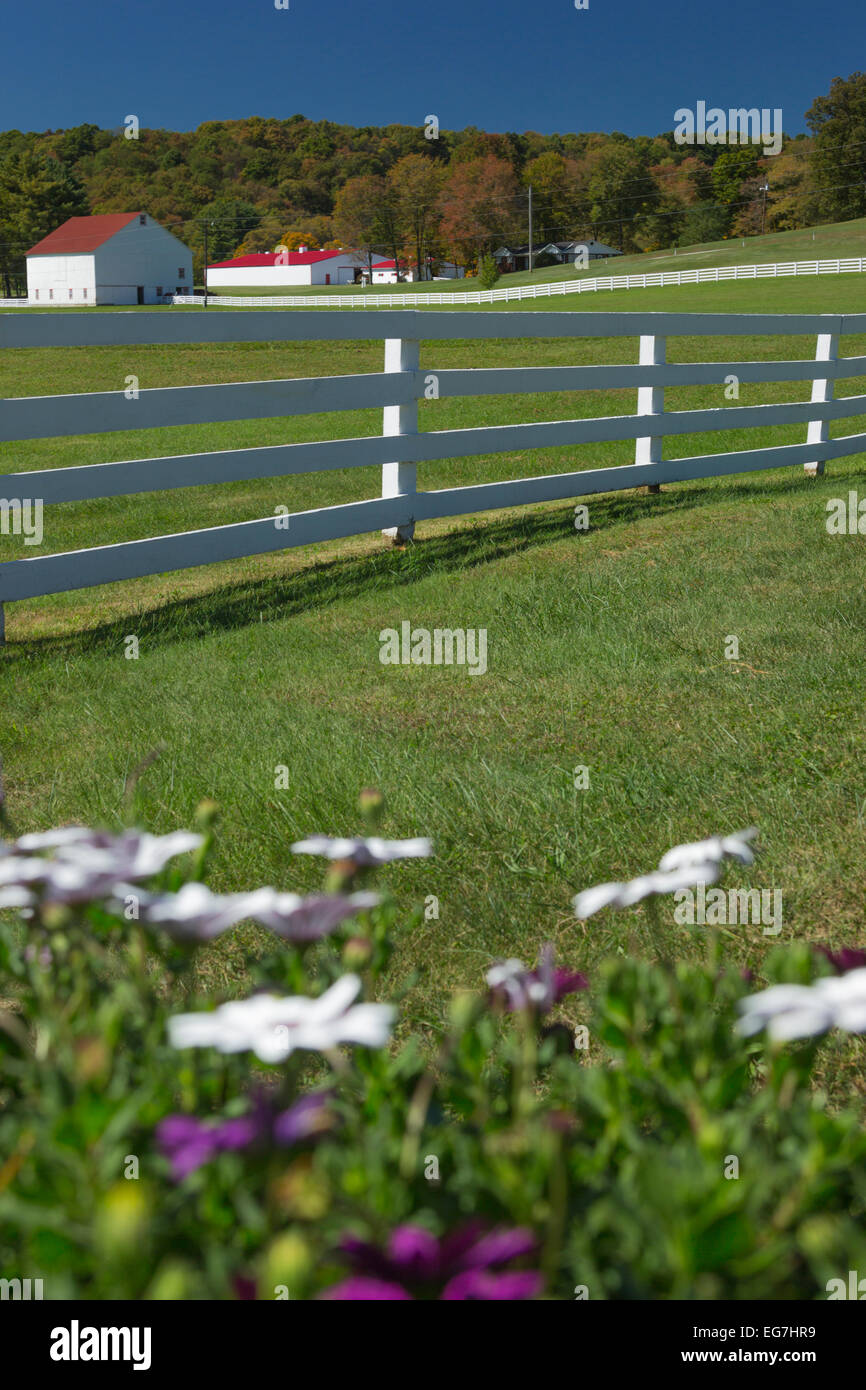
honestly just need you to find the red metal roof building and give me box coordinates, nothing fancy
[205,246,367,289]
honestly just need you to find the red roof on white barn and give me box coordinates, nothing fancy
[208,249,351,269]
[27,213,145,256]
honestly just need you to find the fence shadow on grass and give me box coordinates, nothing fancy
[7,463,864,660]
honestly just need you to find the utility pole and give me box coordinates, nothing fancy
[203,222,208,307]
[759,182,770,236]
[527,184,533,275]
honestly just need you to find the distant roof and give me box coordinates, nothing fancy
[27,213,143,256]
[208,249,350,269]
[371,259,409,269]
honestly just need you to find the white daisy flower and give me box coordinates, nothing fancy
[167,975,395,1063]
[291,836,432,866]
[659,828,758,873]
[573,862,720,920]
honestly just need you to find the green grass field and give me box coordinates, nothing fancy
[2,272,866,1035]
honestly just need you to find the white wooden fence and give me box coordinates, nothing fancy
[1,308,865,640]
[171,255,866,310]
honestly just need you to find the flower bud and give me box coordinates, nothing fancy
[94,1182,150,1258]
[74,1036,110,1084]
[145,1258,194,1300]
[325,859,358,894]
[359,787,385,826]
[42,903,71,931]
[261,1231,313,1298]
[194,799,220,830]
[342,936,373,969]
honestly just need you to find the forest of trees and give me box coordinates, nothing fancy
[1,72,865,294]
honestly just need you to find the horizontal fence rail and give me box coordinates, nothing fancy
[1,309,865,637]
[159,255,866,310]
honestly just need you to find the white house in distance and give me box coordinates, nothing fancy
[205,248,366,289]
[543,239,623,263]
[26,213,193,305]
[369,259,417,285]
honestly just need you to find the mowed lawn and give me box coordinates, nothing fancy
[2,274,866,1029]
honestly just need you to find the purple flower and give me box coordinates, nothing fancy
[156,1116,221,1180]
[272,1092,333,1145]
[818,946,866,975]
[23,945,53,966]
[322,1221,542,1301]
[157,1092,332,1180]
[440,1269,544,1300]
[252,890,380,941]
[486,944,588,1014]
[321,1277,412,1301]
[117,884,380,943]
[0,827,203,909]
[17,827,202,879]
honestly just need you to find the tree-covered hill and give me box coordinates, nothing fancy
[1,72,864,293]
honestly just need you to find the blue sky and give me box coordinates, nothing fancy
[2,0,860,137]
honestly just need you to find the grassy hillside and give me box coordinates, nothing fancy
[491,216,866,288]
[2,275,866,1027]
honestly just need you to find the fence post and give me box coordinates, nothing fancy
[804,330,839,477]
[381,336,419,542]
[635,334,666,492]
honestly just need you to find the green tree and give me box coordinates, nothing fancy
[198,198,260,262]
[586,145,659,250]
[333,174,391,282]
[0,150,88,295]
[387,154,443,279]
[711,147,760,208]
[522,150,584,241]
[806,71,866,221]
[676,201,730,247]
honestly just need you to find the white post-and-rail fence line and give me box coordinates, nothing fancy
[165,256,866,311]
[2,254,864,313]
[1,307,865,640]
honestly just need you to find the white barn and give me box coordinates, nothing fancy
[26,213,193,306]
[366,258,465,284]
[206,249,367,289]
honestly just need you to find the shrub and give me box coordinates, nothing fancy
[477,253,500,289]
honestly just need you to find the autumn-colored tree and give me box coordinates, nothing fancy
[450,129,522,169]
[274,216,338,251]
[758,141,816,233]
[437,156,523,266]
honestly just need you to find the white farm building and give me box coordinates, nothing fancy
[205,249,367,290]
[26,212,193,306]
